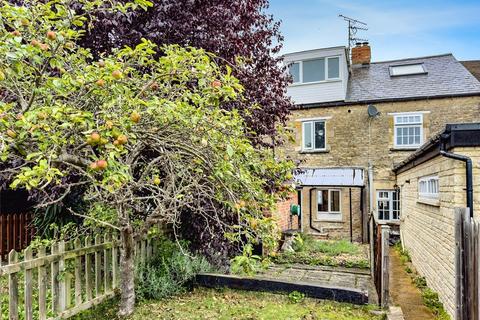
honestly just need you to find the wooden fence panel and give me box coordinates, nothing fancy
[371,215,390,308]
[0,233,156,319]
[0,213,35,261]
[455,207,479,320]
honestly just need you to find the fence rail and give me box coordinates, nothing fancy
[455,207,479,320]
[0,213,35,261]
[0,233,156,320]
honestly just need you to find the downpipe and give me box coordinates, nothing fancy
[439,150,473,217]
[309,188,323,234]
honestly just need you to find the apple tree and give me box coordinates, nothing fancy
[0,0,293,316]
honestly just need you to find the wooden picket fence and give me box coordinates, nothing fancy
[455,207,479,320]
[0,233,156,320]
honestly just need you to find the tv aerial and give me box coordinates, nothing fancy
[339,14,368,50]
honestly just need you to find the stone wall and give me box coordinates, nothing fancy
[299,187,364,241]
[396,146,480,318]
[279,96,480,239]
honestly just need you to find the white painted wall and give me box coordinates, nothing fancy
[284,47,349,105]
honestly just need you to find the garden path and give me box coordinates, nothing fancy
[389,249,435,320]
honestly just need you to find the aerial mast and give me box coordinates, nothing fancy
[338,14,368,51]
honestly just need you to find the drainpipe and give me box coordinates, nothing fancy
[439,149,473,218]
[297,189,302,231]
[349,188,353,243]
[309,188,323,234]
[368,163,374,217]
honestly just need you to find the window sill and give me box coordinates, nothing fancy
[377,220,400,225]
[314,219,343,223]
[290,79,342,87]
[390,147,419,152]
[300,149,329,154]
[417,198,440,207]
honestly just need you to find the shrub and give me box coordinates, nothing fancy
[135,239,212,301]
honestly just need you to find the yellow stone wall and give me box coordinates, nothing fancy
[396,146,480,318]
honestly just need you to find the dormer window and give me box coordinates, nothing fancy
[288,56,340,84]
[389,63,426,76]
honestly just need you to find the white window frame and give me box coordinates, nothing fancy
[288,56,341,85]
[418,176,439,199]
[302,120,326,151]
[377,190,400,222]
[289,62,301,84]
[389,63,426,76]
[316,189,342,221]
[393,113,424,149]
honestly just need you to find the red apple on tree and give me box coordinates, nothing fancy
[46,31,56,40]
[96,160,108,170]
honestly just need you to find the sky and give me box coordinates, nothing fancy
[268,0,480,62]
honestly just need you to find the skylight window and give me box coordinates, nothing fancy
[389,64,426,76]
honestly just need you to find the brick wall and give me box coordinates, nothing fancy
[273,192,299,231]
[396,146,480,318]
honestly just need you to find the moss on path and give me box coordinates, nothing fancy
[389,249,435,320]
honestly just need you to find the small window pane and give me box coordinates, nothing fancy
[331,190,340,212]
[303,58,325,83]
[314,121,325,149]
[318,190,329,212]
[303,122,312,149]
[289,62,300,83]
[328,57,340,79]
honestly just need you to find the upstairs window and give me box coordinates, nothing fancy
[389,63,426,76]
[288,57,340,84]
[302,120,326,151]
[394,113,423,148]
[303,58,325,82]
[419,176,439,199]
[289,62,300,83]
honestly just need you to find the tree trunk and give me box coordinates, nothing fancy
[118,225,135,317]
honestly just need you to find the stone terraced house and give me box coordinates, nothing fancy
[276,43,480,243]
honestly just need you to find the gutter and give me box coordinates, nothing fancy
[291,92,480,110]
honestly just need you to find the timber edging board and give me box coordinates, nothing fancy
[195,273,368,305]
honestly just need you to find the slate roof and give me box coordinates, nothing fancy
[462,60,480,81]
[295,54,480,108]
[346,54,480,103]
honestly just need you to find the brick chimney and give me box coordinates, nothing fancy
[351,42,371,65]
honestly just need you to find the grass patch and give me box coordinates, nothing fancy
[74,287,386,320]
[394,244,450,320]
[273,234,369,269]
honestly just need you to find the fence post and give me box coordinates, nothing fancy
[94,234,101,297]
[112,234,118,290]
[74,238,82,306]
[37,245,47,320]
[24,246,33,320]
[104,234,111,293]
[58,240,67,313]
[51,242,59,313]
[455,208,464,320]
[380,225,390,308]
[85,236,92,301]
[8,250,18,320]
